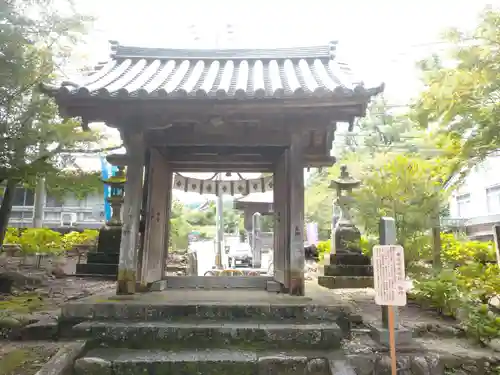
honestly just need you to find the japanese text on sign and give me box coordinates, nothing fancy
[372,245,407,306]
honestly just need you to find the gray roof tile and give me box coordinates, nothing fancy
[46,41,383,101]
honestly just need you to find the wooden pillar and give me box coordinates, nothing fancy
[117,131,145,295]
[141,148,172,285]
[163,167,173,276]
[273,149,289,290]
[287,132,305,296]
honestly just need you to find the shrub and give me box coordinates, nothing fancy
[61,229,99,250]
[410,239,500,343]
[3,228,21,245]
[440,233,496,266]
[18,228,63,254]
[316,240,330,260]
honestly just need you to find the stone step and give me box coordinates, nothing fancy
[72,320,343,350]
[74,348,349,375]
[322,264,373,277]
[61,301,349,326]
[75,263,118,277]
[318,276,373,289]
[86,252,119,264]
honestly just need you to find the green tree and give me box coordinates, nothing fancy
[351,154,450,263]
[413,6,500,173]
[0,0,106,243]
[305,98,430,239]
[170,199,192,250]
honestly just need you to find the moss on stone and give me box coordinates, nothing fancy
[0,294,46,315]
[0,349,28,375]
[116,269,136,295]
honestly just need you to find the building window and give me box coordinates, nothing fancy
[486,186,500,214]
[12,187,35,206]
[46,195,63,207]
[456,193,471,218]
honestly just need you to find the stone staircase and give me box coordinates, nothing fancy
[64,301,353,375]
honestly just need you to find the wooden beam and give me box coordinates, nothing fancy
[165,145,285,157]
[117,130,145,295]
[58,100,363,130]
[147,127,290,147]
[169,163,274,173]
[304,155,336,167]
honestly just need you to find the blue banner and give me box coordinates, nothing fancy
[100,157,112,222]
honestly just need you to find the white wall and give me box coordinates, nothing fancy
[449,155,500,219]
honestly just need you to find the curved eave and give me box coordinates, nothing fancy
[42,82,384,103]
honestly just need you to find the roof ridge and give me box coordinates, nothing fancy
[108,40,337,60]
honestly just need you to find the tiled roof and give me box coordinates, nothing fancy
[44,41,383,101]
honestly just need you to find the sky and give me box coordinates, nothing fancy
[69,0,498,202]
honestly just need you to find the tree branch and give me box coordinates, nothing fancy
[59,144,123,154]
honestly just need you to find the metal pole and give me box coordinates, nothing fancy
[251,212,262,268]
[32,176,46,228]
[379,217,400,329]
[215,174,224,268]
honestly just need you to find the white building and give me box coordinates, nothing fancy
[6,187,105,229]
[447,155,500,240]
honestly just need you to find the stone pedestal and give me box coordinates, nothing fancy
[75,226,122,278]
[318,223,373,289]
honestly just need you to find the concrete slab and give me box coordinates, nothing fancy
[59,282,357,327]
[368,322,413,346]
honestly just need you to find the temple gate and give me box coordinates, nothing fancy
[42,40,382,296]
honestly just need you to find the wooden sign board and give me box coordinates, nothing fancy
[372,245,407,306]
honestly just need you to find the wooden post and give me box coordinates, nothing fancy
[141,148,171,285]
[288,132,305,296]
[273,149,289,289]
[163,168,173,276]
[116,131,145,295]
[136,148,151,282]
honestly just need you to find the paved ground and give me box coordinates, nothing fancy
[191,240,272,276]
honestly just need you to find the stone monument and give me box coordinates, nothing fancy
[75,154,125,278]
[318,165,373,289]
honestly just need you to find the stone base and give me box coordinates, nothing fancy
[95,226,122,254]
[150,280,168,291]
[323,264,373,277]
[86,252,119,265]
[75,263,118,278]
[369,322,413,345]
[330,253,371,266]
[318,276,373,289]
[266,280,281,292]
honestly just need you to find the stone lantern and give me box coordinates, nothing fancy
[330,165,362,255]
[74,154,126,278]
[103,154,127,226]
[318,165,374,289]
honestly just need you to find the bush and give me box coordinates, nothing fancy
[61,229,99,250]
[2,228,99,255]
[410,234,500,343]
[440,233,496,266]
[18,228,63,254]
[3,228,21,245]
[316,240,330,260]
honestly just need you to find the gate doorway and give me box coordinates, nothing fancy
[165,170,277,290]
